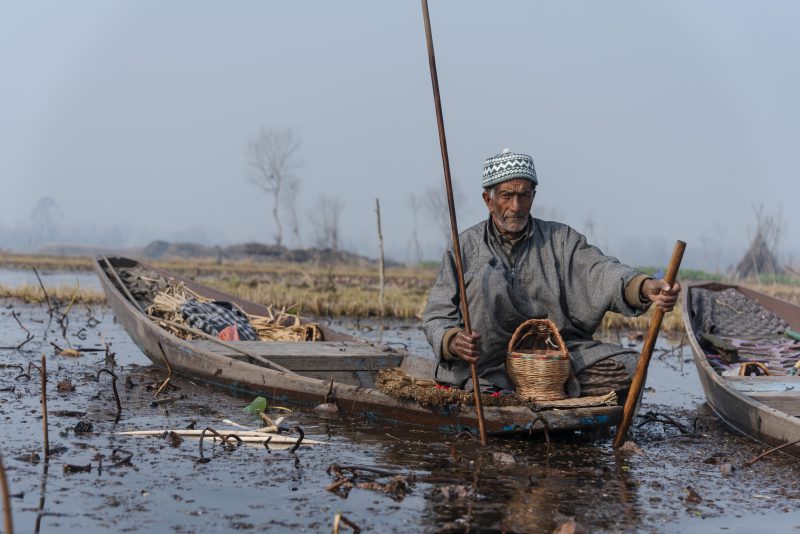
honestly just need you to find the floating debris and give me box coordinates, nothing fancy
[63,463,91,474]
[117,428,323,446]
[56,379,75,393]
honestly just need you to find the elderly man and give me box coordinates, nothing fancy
[422,149,680,394]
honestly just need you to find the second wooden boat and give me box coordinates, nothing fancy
[682,282,800,450]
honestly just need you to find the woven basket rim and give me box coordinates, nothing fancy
[507,318,568,358]
[506,318,571,401]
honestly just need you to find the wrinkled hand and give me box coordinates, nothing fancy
[449,330,481,364]
[642,278,682,312]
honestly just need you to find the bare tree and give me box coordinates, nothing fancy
[312,195,345,250]
[246,127,302,247]
[284,176,302,247]
[422,182,466,246]
[30,196,59,249]
[407,193,423,264]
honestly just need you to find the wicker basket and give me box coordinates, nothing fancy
[506,319,571,401]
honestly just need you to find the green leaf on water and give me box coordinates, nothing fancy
[243,396,268,415]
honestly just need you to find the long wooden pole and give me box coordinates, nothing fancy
[420,0,487,446]
[613,240,686,448]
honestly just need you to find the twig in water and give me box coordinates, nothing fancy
[34,356,50,457]
[32,267,53,316]
[154,342,173,398]
[198,428,241,460]
[103,339,115,366]
[743,437,800,467]
[4,364,24,381]
[529,414,552,455]
[636,411,692,435]
[327,464,405,478]
[289,426,304,454]
[150,395,184,407]
[14,371,30,381]
[325,377,336,404]
[85,306,100,327]
[262,436,272,454]
[109,449,134,468]
[96,369,122,422]
[57,313,69,342]
[0,452,13,534]
[333,512,361,534]
[11,310,34,350]
[326,477,352,494]
[61,282,78,320]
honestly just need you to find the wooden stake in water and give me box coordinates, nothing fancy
[375,198,386,317]
[0,452,13,534]
[40,354,49,457]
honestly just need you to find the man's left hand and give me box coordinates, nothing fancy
[641,278,682,312]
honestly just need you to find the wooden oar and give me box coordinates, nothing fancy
[420,0,487,446]
[613,240,686,448]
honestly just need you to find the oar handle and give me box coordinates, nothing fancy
[613,240,686,448]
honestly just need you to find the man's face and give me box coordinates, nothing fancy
[482,178,535,236]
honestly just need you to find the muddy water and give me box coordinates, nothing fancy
[1,301,800,533]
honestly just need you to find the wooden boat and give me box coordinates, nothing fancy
[95,256,624,437]
[682,282,800,450]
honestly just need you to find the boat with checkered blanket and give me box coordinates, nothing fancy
[682,282,800,451]
[96,256,625,437]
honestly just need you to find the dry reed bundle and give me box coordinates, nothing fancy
[375,368,616,410]
[144,282,321,342]
[247,308,322,342]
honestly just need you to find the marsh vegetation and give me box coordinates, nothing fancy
[2,251,799,333]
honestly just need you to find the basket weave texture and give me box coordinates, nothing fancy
[506,319,571,401]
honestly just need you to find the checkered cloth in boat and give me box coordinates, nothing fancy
[180,299,259,341]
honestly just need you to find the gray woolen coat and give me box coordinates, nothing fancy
[422,216,647,389]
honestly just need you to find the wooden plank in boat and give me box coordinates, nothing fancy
[190,340,403,371]
[726,376,800,393]
[299,370,376,388]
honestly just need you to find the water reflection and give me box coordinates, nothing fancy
[347,420,643,532]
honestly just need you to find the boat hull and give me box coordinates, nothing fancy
[96,256,623,436]
[682,282,800,452]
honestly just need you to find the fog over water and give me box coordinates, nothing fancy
[2,2,798,271]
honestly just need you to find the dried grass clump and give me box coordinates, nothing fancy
[0,283,105,304]
[205,279,427,319]
[376,368,618,410]
[375,368,525,408]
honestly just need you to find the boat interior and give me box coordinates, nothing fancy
[687,285,800,412]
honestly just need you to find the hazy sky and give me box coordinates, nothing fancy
[2,1,798,270]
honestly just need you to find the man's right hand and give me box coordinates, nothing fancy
[448,330,481,364]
